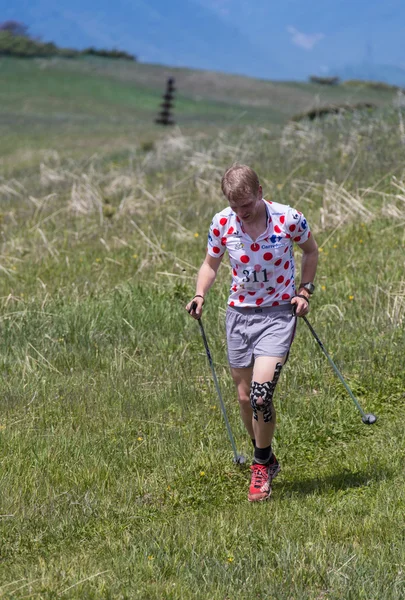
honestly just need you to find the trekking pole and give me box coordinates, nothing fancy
[191,304,245,464]
[302,316,377,425]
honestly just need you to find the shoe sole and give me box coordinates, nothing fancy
[248,491,271,502]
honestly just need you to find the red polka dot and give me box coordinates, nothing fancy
[285,234,291,239]
[248,291,256,296]
[220,217,227,226]
[239,295,245,303]
[254,264,261,272]
[275,294,279,298]
[251,243,260,252]
[230,301,235,307]
[236,216,241,222]
[263,252,273,261]
[240,255,250,264]
[282,293,290,300]
[308,231,311,238]
[274,225,281,233]
[227,227,234,235]
[268,288,276,295]
[233,269,237,276]
[294,236,301,242]
[221,237,227,246]
[280,215,285,224]
[285,279,291,287]
[232,285,237,292]
[256,298,264,306]
[277,275,285,284]
[272,301,280,307]
[213,228,220,237]
[284,245,289,252]
[284,261,290,270]
[289,224,296,232]
[212,246,220,254]
[275,258,282,266]
[268,200,273,204]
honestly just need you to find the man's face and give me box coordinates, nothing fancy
[228,186,262,223]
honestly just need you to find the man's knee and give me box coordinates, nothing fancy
[250,362,283,423]
[237,392,251,410]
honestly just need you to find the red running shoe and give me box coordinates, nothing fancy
[248,455,281,502]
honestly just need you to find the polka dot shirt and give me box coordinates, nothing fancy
[207,199,311,308]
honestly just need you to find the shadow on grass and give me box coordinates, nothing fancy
[277,464,393,498]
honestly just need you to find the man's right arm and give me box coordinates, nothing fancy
[186,253,223,319]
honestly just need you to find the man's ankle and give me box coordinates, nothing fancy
[253,444,272,465]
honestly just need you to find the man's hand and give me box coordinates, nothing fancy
[291,294,310,317]
[186,296,204,320]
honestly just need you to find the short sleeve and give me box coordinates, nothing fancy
[207,214,227,258]
[285,206,311,245]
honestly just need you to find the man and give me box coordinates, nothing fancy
[186,164,318,502]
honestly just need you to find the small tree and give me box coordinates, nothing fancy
[155,77,176,126]
[0,21,29,38]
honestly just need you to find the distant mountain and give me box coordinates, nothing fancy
[4,0,405,82]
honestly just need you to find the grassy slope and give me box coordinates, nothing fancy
[0,56,397,171]
[0,58,405,598]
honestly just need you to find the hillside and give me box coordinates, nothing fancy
[0,56,398,173]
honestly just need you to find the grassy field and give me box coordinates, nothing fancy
[1,58,405,598]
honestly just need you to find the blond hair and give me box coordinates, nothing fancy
[221,164,260,202]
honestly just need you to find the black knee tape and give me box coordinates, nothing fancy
[250,362,283,422]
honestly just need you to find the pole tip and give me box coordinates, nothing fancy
[362,413,377,425]
[233,455,246,465]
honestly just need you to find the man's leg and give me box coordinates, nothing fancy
[248,355,286,502]
[229,366,254,441]
[251,356,286,448]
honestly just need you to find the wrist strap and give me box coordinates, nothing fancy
[295,294,309,303]
[193,294,205,304]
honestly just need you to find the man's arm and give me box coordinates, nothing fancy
[186,253,224,319]
[297,236,319,296]
[291,236,319,316]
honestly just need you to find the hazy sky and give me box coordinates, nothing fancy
[3,0,405,80]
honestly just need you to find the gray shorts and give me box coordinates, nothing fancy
[225,304,297,369]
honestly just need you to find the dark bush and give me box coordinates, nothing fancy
[0,30,136,61]
[0,31,56,57]
[291,102,376,122]
[81,47,136,61]
[309,76,340,86]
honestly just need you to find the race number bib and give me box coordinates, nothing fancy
[240,267,276,292]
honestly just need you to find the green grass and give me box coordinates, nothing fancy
[0,58,405,598]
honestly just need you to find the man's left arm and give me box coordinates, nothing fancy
[291,236,319,316]
[298,236,319,296]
